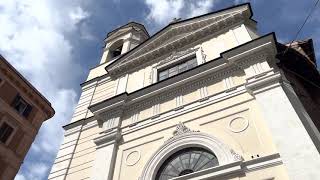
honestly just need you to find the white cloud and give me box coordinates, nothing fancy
[14,174,26,180]
[16,162,51,180]
[69,6,90,25]
[0,0,89,179]
[145,0,219,28]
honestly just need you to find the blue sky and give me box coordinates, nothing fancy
[0,0,319,179]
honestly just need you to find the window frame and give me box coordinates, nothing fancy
[11,94,33,118]
[151,47,206,84]
[155,147,219,180]
[0,116,16,146]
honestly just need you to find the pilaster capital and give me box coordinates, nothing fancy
[94,128,121,149]
[245,70,282,95]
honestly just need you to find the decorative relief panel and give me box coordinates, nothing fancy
[172,122,199,136]
[125,150,141,166]
[228,117,249,133]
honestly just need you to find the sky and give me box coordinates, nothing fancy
[0,0,319,179]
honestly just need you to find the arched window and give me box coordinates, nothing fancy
[140,131,241,180]
[155,147,219,180]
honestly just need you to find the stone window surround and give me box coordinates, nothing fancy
[0,115,17,146]
[139,131,283,180]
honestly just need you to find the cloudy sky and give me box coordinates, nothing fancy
[0,0,319,179]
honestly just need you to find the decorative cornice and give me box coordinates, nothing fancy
[157,47,198,68]
[0,55,55,119]
[87,34,277,124]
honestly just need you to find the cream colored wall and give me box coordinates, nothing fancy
[87,63,109,81]
[71,78,116,123]
[66,124,99,180]
[49,120,100,180]
[112,91,286,180]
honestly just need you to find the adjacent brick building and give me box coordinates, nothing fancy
[0,55,55,180]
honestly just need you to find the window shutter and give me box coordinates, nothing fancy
[23,105,33,118]
[11,94,21,107]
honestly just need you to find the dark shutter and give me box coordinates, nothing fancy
[23,105,33,118]
[0,123,14,143]
[11,94,21,107]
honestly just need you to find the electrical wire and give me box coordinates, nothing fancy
[283,0,320,54]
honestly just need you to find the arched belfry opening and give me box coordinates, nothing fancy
[99,22,150,64]
[107,39,124,60]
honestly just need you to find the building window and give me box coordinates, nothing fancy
[11,95,32,118]
[0,122,14,144]
[158,56,197,81]
[155,147,219,180]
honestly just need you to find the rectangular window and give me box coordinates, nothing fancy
[158,56,198,81]
[0,122,14,144]
[11,95,33,118]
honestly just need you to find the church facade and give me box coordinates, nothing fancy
[49,4,320,180]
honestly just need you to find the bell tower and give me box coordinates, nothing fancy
[99,22,149,64]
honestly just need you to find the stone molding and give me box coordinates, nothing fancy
[140,132,242,180]
[122,87,249,136]
[156,47,198,68]
[245,70,282,95]
[73,34,277,134]
[139,130,282,180]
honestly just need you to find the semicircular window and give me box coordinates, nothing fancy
[155,147,219,180]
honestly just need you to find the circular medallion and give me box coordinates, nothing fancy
[125,150,141,166]
[228,117,249,133]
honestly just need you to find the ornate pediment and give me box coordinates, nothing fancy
[105,4,251,75]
